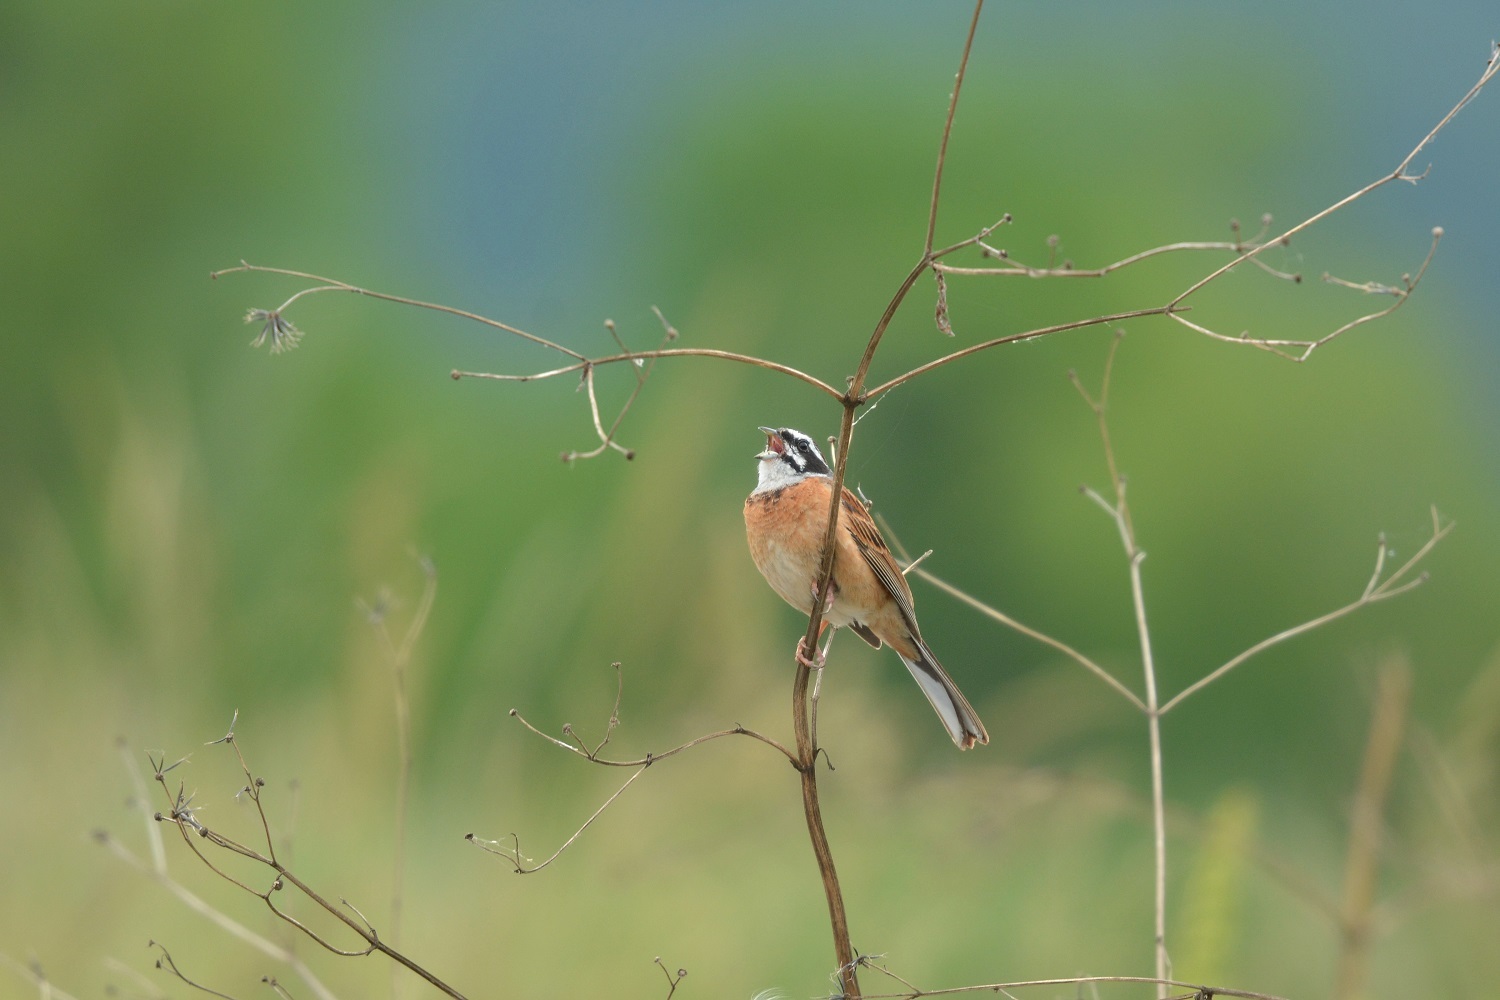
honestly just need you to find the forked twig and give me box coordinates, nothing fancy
[467,766,651,874]
[492,663,798,874]
[149,728,469,1000]
[95,829,340,1000]
[909,46,1496,382]
[934,214,1300,281]
[507,664,797,768]
[783,9,994,993]
[1161,40,1498,358]
[451,348,840,399]
[151,942,242,1000]
[560,310,680,461]
[1072,345,1172,996]
[1161,508,1451,715]
[654,957,688,1000]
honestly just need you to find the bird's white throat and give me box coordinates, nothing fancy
[753,453,815,495]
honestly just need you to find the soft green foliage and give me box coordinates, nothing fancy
[1,3,1497,998]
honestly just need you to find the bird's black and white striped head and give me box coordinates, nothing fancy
[753,426,831,493]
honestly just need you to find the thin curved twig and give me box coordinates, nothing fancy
[453,348,840,399]
[509,707,798,768]
[862,305,1178,401]
[212,262,584,359]
[924,0,985,255]
[851,973,1287,1000]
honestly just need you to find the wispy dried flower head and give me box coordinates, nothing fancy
[246,308,303,353]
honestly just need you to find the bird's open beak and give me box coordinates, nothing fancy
[756,426,784,459]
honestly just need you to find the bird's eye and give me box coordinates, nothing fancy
[798,440,811,453]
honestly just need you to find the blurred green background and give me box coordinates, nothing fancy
[2,2,1497,997]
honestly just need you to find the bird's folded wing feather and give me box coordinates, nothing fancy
[840,488,922,638]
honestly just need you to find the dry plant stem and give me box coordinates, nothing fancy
[862,305,1179,401]
[896,486,1448,992]
[468,766,651,873]
[161,809,465,999]
[923,0,984,254]
[850,973,1288,1000]
[217,41,1499,459]
[152,943,239,1000]
[1334,659,1411,1000]
[785,9,989,995]
[1172,44,1497,312]
[1072,337,1171,996]
[654,957,687,999]
[97,833,339,1000]
[1168,229,1443,361]
[1136,532,1170,1000]
[932,235,1298,279]
[211,263,584,360]
[1080,345,1444,994]
[499,669,799,873]
[153,734,468,1000]
[453,348,841,399]
[923,49,1496,366]
[1160,507,1450,715]
[1162,46,1498,360]
[911,566,1145,711]
[103,744,340,1000]
[508,710,798,769]
[564,313,679,461]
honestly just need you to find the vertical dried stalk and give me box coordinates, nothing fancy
[1334,659,1411,1000]
[786,8,988,994]
[1074,335,1171,995]
[1135,552,1169,998]
[792,653,858,997]
[796,404,862,998]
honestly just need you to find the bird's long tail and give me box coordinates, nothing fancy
[895,641,989,750]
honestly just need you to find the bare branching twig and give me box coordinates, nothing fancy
[1161,508,1451,716]
[151,942,242,1000]
[147,727,469,1000]
[494,663,798,872]
[654,957,688,1000]
[467,766,651,874]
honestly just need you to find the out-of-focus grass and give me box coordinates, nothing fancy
[2,2,1498,997]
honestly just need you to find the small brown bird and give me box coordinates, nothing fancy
[743,426,989,749]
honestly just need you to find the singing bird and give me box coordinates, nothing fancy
[743,426,988,749]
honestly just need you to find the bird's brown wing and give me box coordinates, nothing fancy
[840,487,922,639]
